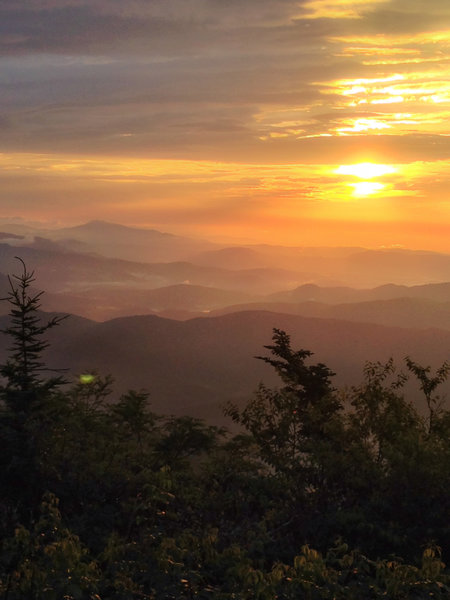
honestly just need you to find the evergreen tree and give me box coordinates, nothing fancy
[0,258,67,530]
[0,257,67,411]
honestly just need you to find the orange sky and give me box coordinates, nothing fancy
[0,1,449,250]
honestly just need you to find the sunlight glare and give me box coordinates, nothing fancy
[350,181,385,196]
[336,163,396,178]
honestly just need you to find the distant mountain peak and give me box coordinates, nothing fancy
[65,220,176,238]
[0,231,24,240]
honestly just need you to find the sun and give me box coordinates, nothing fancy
[334,161,396,197]
[350,181,385,196]
[335,162,396,179]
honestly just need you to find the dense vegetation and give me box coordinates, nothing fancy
[1,262,450,599]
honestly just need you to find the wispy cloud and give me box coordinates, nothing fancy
[0,0,449,249]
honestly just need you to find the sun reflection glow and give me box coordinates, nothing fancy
[336,163,396,178]
[350,181,385,196]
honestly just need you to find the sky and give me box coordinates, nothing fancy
[1,0,450,250]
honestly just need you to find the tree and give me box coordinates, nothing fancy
[405,356,450,433]
[0,493,100,600]
[0,259,68,530]
[0,257,67,411]
[224,329,346,558]
[1,272,450,596]
[225,328,340,473]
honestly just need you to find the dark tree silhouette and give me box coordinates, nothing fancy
[0,257,67,410]
[406,356,450,433]
[0,259,68,530]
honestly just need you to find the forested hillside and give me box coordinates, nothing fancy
[1,263,450,599]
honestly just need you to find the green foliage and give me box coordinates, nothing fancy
[226,329,450,561]
[226,329,341,472]
[405,357,450,432]
[156,415,224,467]
[0,260,69,529]
[1,266,450,599]
[256,328,336,403]
[0,493,100,600]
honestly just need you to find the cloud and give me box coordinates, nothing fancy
[0,0,449,250]
[0,5,201,57]
[0,1,310,57]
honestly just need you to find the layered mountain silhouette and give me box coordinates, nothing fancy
[192,245,450,287]
[0,220,449,329]
[0,238,307,296]
[0,220,215,263]
[210,298,450,331]
[2,220,450,289]
[0,219,448,426]
[268,282,450,304]
[1,309,447,424]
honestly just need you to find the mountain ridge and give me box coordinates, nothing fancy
[0,309,443,423]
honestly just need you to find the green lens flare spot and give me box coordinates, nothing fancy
[79,374,96,384]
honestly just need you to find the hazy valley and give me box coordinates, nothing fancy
[0,220,448,423]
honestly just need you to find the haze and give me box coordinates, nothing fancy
[1,0,449,250]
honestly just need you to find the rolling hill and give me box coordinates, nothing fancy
[1,310,447,424]
[0,220,216,263]
[0,242,306,296]
[40,284,257,321]
[210,297,450,331]
[268,282,450,304]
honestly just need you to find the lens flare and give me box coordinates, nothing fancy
[79,374,96,384]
